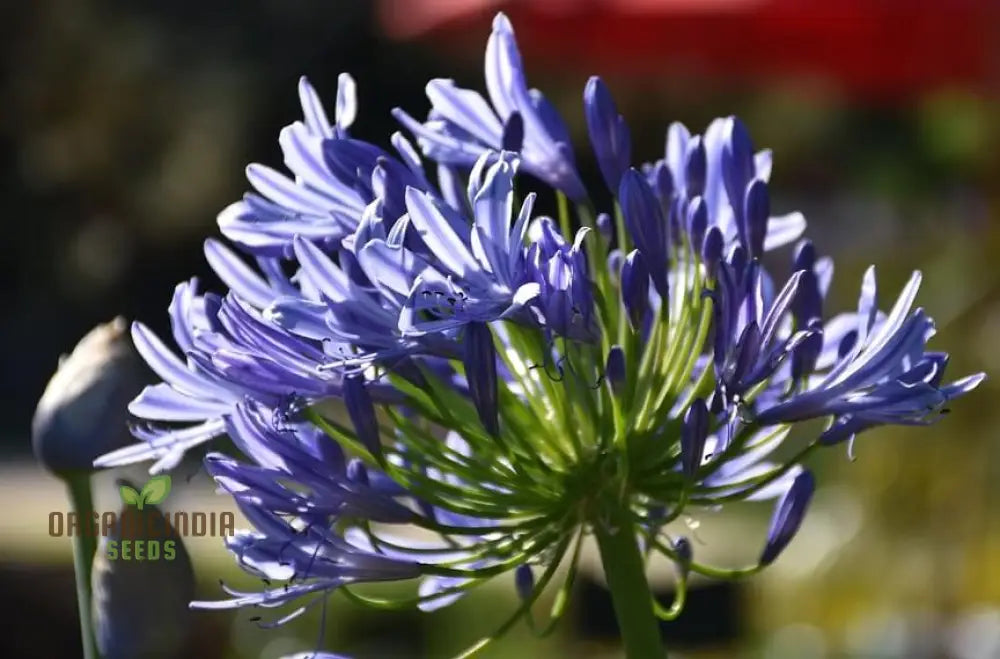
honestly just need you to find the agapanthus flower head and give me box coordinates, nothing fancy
[97,12,984,658]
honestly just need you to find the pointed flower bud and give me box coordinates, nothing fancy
[672,536,693,577]
[334,72,357,133]
[651,161,677,251]
[702,226,724,276]
[596,212,613,240]
[620,249,650,331]
[793,267,823,325]
[728,243,747,279]
[684,136,706,198]
[607,249,624,284]
[514,564,534,600]
[681,398,709,478]
[619,168,669,298]
[730,321,762,389]
[605,345,626,395]
[502,112,524,152]
[652,160,674,211]
[686,196,708,255]
[344,374,382,460]
[759,470,815,565]
[33,318,147,476]
[464,322,499,437]
[792,240,822,326]
[793,240,816,272]
[584,76,632,191]
[743,178,769,258]
[721,116,755,229]
[791,319,824,383]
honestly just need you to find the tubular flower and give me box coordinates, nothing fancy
[584,76,632,192]
[393,14,585,200]
[219,74,434,258]
[97,12,984,658]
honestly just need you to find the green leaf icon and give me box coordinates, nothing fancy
[119,485,140,507]
[140,475,172,507]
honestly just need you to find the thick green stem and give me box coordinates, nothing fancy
[594,514,665,659]
[66,473,98,659]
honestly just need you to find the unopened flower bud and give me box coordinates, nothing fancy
[701,226,724,276]
[605,345,626,395]
[464,322,499,437]
[596,212,613,240]
[584,76,631,192]
[672,536,693,577]
[686,197,708,254]
[514,564,534,600]
[684,136,706,198]
[620,250,650,331]
[344,374,382,460]
[92,487,194,659]
[743,178,769,258]
[502,112,524,152]
[759,470,815,565]
[607,249,624,284]
[680,399,709,478]
[32,318,146,475]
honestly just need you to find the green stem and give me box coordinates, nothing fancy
[594,513,665,659]
[66,473,98,659]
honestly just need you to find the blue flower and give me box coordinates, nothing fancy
[94,281,237,472]
[523,218,597,340]
[710,247,812,406]
[755,268,984,435]
[463,322,500,437]
[219,75,433,258]
[192,403,538,624]
[94,276,393,471]
[759,470,814,565]
[629,117,807,270]
[680,398,709,479]
[217,75,363,257]
[268,152,544,368]
[619,249,650,330]
[192,406,425,620]
[619,168,670,299]
[584,76,631,192]
[393,14,585,200]
[392,152,541,334]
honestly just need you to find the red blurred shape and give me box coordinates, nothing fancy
[377,0,1000,98]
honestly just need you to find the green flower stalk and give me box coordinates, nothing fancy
[32,317,147,659]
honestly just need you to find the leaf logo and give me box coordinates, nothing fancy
[119,475,171,510]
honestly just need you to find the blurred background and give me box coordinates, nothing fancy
[2,0,1000,657]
